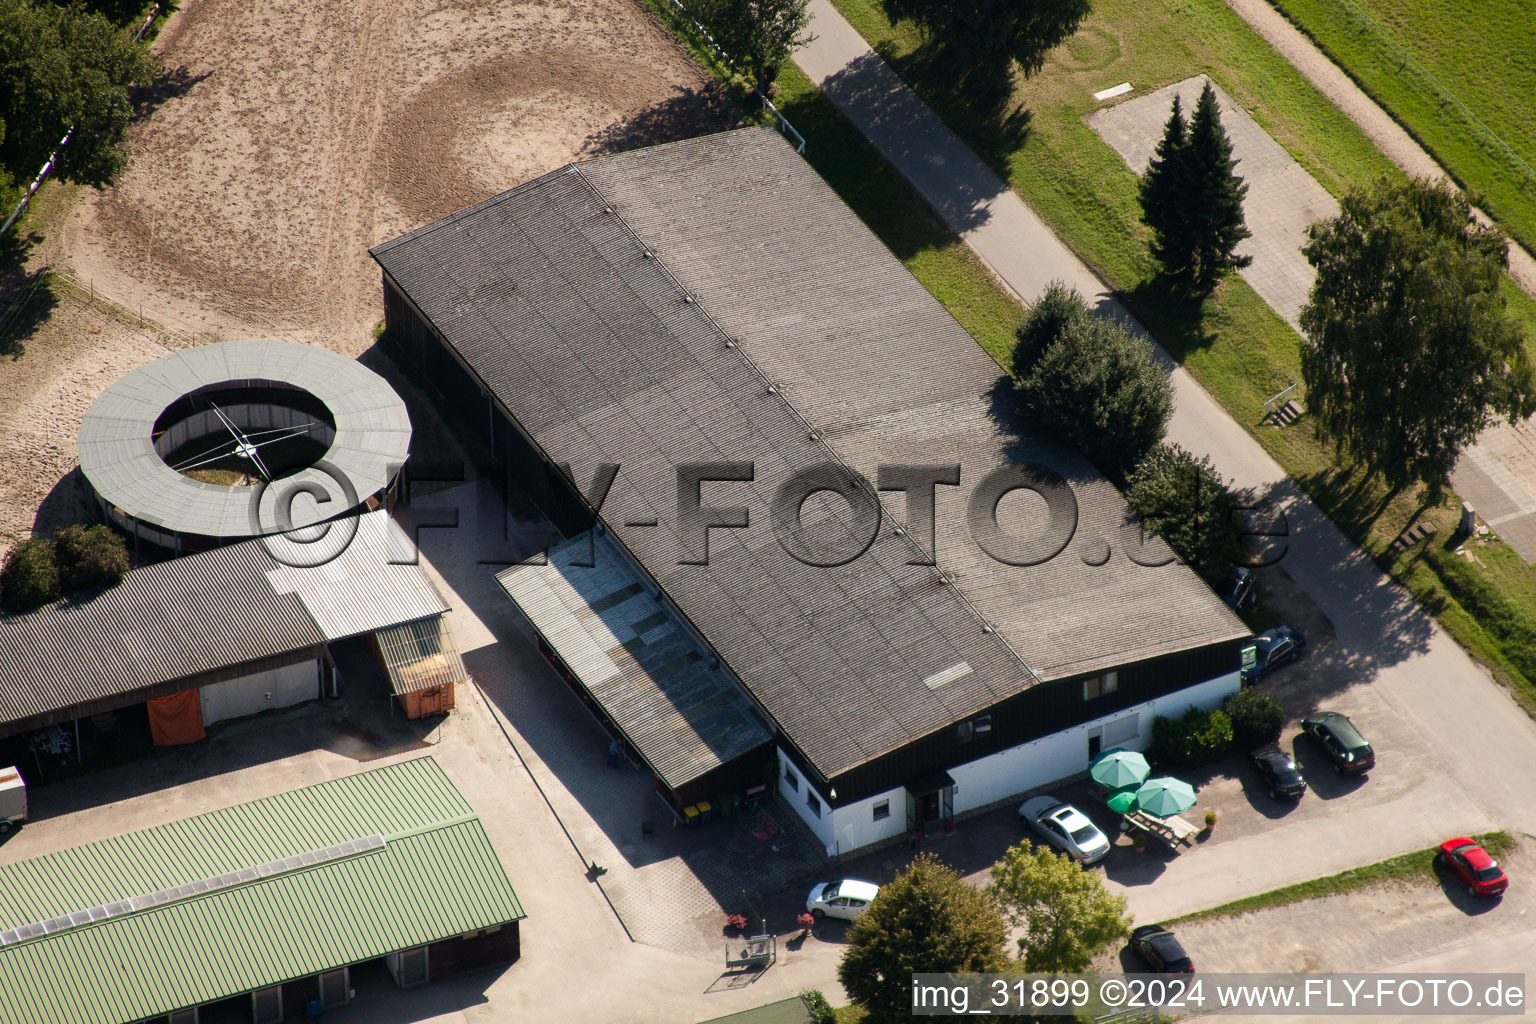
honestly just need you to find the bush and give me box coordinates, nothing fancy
[1016,292,1172,479]
[1224,687,1285,748]
[800,990,836,1024]
[1125,442,1238,581]
[0,537,62,614]
[1012,280,1093,377]
[1150,706,1233,767]
[55,524,129,592]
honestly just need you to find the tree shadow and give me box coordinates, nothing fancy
[1117,274,1216,359]
[815,51,1014,236]
[1296,465,1401,543]
[584,83,743,157]
[132,64,213,119]
[32,468,94,538]
[878,39,1034,173]
[0,267,60,361]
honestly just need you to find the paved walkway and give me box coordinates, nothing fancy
[1088,75,1336,330]
[793,0,1536,936]
[1220,0,1536,559]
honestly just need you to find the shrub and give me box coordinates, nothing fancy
[800,990,836,1024]
[1012,280,1093,377]
[0,537,61,615]
[1016,308,1172,480]
[1224,687,1285,748]
[1125,442,1238,581]
[1150,706,1233,767]
[55,524,129,592]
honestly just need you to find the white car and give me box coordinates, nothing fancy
[806,879,879,921]
[1019,795,1111,864]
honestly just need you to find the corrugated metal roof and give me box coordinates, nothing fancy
[497,531,771,790]
[370,127,1245,780]
[77,340,411,539]
[0,510,449,731]
[376,615,467,695]
[0,757,523,1024]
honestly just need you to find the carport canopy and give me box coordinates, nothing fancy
[375,615,467,696]
[496,531,771,792]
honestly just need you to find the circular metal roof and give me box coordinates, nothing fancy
[78,340,411,539]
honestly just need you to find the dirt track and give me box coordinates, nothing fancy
[41,0,729,352]
[3,0,731,553]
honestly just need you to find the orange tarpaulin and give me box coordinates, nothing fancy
[147,690,206,746]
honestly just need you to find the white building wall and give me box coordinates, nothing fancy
[826,783,909,857]
[949,670,1239,816]
[199,659,320,727]
[777,747,834,847]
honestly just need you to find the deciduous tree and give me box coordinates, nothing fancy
[839,854,1009,1023]
[0,537,61,615]
[0,0,156,193]
[1299,177,1536,498]
[989,841,1130,973]
[695,0,812,97]
[1124,442,1236,580]
[882,0,1091,99]
[55,523,129,591]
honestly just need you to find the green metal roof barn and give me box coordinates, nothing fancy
[0,756,524,1024]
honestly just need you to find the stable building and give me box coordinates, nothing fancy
[371,127,1250,855]
[0,757,524,1024]
[0,509,466,759]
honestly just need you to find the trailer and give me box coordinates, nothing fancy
[0,766,26,834]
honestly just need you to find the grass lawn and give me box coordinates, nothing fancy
[1265,0,1536,256]
[822,0,1536,713]
[1168,832,1514,925]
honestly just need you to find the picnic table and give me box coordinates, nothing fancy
[1120,809,1199,849]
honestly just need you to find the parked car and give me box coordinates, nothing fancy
[1436,838,1509,898]
[1130,924,1195,973]
[1242,626,1306,683]
[806,879,879,921]
[1215,567,1256,611]
[1249,743,1307,800]
[1019,795,1110,864]
[1301,711,1375,774]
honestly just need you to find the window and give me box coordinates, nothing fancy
[873,800,890,821]
[1082,671,1119,700]
[783,763,799,792]
[974,714,992,735]
[956,720,974,742]
[807,791,821,817]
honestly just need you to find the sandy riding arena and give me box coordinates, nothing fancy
[2,0,731,553]
[44,0,732,352]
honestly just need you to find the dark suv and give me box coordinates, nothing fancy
[1302,711,1374,775]
[1249,743,1307,799]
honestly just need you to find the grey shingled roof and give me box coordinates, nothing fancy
[78,340,411,540]
[497,531,772,790]
[0,511,448,731]
[371,127,1245,779]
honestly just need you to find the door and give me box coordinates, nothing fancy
[318,967,350,1008]
[251,985,282,1024]
[398,946,429,988]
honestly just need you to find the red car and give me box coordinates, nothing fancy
[1436,838,1509,897]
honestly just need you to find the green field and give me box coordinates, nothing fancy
[1266,0,1536,255]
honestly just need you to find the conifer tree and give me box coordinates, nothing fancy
[1184,80,1251,292]
[1138,95,1195,281]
